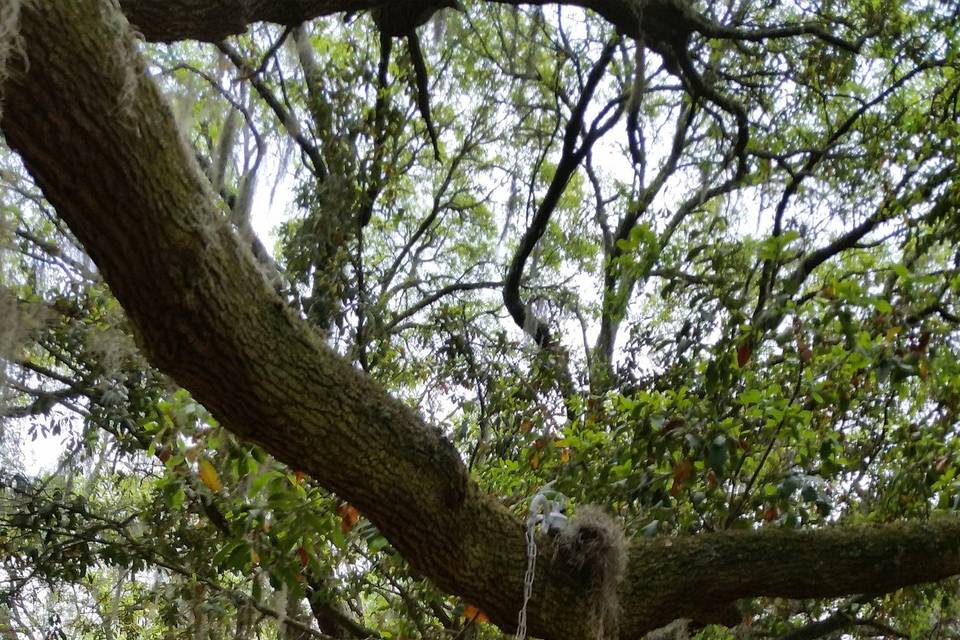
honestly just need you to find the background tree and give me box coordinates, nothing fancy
[2,1,960,639]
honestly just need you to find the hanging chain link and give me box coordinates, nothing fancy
[516,516,538,640]
[516,483,566,640]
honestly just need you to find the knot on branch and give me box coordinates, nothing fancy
[370,0,462,37]
[636,0,699,51]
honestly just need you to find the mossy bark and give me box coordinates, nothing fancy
[3,3,960,639]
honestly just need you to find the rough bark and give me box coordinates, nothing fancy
[118,0,372,42]
[116,0,681,44]
[3,2,960,640]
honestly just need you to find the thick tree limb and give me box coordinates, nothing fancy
[117,0,374,42]
[5,3,960,640]
[116,0,660,43]
[118,0,857,56]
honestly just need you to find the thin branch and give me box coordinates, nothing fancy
[217,40,327,178]
[503,37,621,346]
[385,280,503,333]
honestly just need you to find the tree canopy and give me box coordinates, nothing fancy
[2,1,960,638]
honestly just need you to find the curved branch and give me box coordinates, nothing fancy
[217,40,327,179]
[753,58,945,323]
[385,280,504,333]
[503,37,620,346]
[700,21,863,54]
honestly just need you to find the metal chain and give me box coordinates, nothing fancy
[516,515,538,640]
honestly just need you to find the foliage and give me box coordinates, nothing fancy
[3,0,960,638]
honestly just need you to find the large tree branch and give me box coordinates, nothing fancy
[117,0,658,43]
[4,3,960,640]
[624,519,960,630]
[118,0,855,56]
[118,0,373,43]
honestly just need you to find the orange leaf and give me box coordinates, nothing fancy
[296,546,310,567]
[198,457,221,493]
[737,340,752,368]
[337,502,360,534]
[706,469,718,489]
[294,470,307,485]
[463,604,489,624]
[762,505,779,522]
[672,459,693,484]
[935,455,951,474]
[663,417,686,433]
[529,451,541,469]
